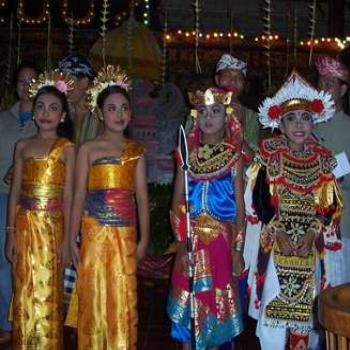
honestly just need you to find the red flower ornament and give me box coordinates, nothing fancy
[267,105,281,119]
[311,99,324,113]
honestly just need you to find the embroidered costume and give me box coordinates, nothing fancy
[12,138,72,349]
[245,72,342,350]
[167,88,244,349]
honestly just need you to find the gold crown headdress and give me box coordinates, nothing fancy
[188,87,233,118]
[88,65,130,111]
[28,69,74,98]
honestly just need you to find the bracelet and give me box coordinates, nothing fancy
[5,226,16,231]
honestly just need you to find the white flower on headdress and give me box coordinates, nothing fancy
[216,54,247,76]
[258,71,335,129]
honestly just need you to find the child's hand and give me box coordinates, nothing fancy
[5,230,16,264]
[276,231,295,255]
[70,238,80,269]
[232,251,245,277]
[137,241,148,262]
[295,230,315,257]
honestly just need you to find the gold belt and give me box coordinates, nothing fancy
[193,213,221,244]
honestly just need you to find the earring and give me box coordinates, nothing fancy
[32,116,35,121]
[60,118,65,123]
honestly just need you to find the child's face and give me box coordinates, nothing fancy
[279,110,313,151]
[318,75,347,106]
[216,68,245,96]
[197,103,226,136]
[34,93,65,132]
[102,92,131,132]
[16,68,37,103]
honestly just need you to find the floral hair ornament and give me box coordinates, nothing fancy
[258,71,335,129]
[29,69,74,98]
[88,65,130,112]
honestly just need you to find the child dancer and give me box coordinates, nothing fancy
[68,65,149,349]
[6,70,75,349]
[246,72,343,350]
[167,87,245,350]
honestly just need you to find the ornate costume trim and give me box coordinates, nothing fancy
[189,142,240,181]
[258,137,336,198]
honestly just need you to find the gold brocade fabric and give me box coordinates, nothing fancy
[69,139,144,350]
[77,216,137,350]
[12,138,71,350]
[88,140,144,192]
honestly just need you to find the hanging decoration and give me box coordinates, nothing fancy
[62,0,95,26]
[262,0,272,90]
[285,3,292,77]
[193,0,202,74]
[308,0,317,66]
[16,17,21,65]
[17,0,49,25]
[161,7,168,85]
[293,6,298,64]
[67,12,75,54]
[143,0,150,26]
[127,2,135,75]
[228,1,234,53]
[5,12,14,97]
[99,0,110,69]
[46,7,52,69]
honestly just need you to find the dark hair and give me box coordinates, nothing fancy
[32,85,74,141]
[13,62,39,86]
[97,85,131,110]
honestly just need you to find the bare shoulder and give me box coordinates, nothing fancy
[78,139,99,153]
[16,136,35,151]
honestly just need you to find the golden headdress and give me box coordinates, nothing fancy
[188,87,233,118]
[28,69,74,98]
[88,65,130,111]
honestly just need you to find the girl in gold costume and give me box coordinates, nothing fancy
[6,71,75,349]
[69,65,149,350]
